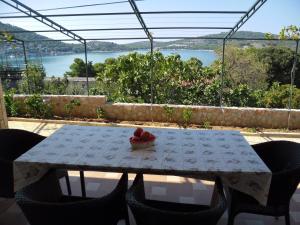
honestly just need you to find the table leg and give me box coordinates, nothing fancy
[80,171,86,197]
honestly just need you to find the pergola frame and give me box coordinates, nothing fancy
[0,0,299,121]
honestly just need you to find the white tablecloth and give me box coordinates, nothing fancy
[14,125,272,205]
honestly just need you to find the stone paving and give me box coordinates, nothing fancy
[1,120,300,225]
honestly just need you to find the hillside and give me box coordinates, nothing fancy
[0,21,289,56]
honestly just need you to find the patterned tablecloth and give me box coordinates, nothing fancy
[14,125,271,205]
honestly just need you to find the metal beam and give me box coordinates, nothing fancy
[5,27,233,34]
[19,36,297,42]
[0,0,85,43]
[0,10,249,18]
[128,0,152,41]
[225,0,267,39]
[21,37,149,42]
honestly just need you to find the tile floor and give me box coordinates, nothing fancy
[1,171,300,225]
[1,121,300,225]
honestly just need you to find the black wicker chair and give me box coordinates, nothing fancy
[0,129,71,197]
[227,141,300,225]
[126,173,227,225]
[16,170,129,225]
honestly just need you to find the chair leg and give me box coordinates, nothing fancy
[65,173,72,196]
[285,213,291,225]
[227,211,236,225]
[124,210,130,225]
[80,171,86,197]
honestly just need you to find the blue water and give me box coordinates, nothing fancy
[6,49,217,77]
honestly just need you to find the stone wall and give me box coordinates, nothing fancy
[0,80,8,128]
[14,95,106,118]
[13,95,300,129]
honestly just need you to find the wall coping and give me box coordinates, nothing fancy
[13,94,300,112]
[14,94,106,98]
[108,102,300,112]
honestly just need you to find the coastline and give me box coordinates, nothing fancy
[5,49,218,77]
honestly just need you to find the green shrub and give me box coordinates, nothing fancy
[261,83,300,108]
[44,76,69,95]
[182,108,193,127]
[24,94,53,118]
[18,64,46,94]
[163,105,175,122]
[4,89,20,116]
[64,99,81,117]
[96,106,106,119]
[202,121,212,129]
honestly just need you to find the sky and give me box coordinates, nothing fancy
[0,0,299,43]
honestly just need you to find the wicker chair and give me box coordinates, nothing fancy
[126,173,227,225]
[16,170,129,225]
[0,129,71,197]
[227,141,300,225]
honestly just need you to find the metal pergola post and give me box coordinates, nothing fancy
[220,39,226,107]
[84,40,89,95]
[288,40,299,129]
[150,39,154,104]
[21,40,30,93]
[22,41,28,68]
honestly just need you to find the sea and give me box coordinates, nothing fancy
[5,49,217,77]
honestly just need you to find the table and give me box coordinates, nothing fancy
[14,125,272,205]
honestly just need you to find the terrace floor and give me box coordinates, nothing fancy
[1,120,300,225]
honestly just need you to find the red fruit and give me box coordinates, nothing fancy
[130,136,140,143]
[149,133,156,141]
[134,128,143,137]
[140,131,151,141]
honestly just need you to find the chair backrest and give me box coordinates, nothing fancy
[0,129,45,160]
[252,141,300,206]
[16,171,128,225]
[0,129,45,198]
[127,174,227,225]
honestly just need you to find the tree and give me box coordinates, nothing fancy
[64,58,95,77]
[279,25,300,40]
[215,45,268,90]
[43,76,69,95]
[255,47,300,87]
[95,52,212,104]
[261,82,300,108]
[18,63,46,94]
[0,31,14,42]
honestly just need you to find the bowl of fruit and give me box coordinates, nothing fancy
[129,128,156,150]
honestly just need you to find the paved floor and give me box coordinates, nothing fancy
[1,121,300,225]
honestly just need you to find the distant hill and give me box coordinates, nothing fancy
[0,21,291,57]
